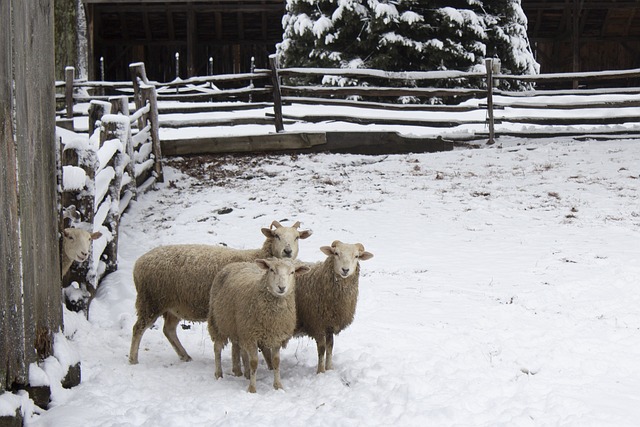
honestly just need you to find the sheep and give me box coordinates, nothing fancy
[128,220,312,365]
[61,228,103,275]
[292,240,373,374]
[208,258,310,393]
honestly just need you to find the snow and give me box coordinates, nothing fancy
[28,364,50,388]
[312,15,333,38]
[62,166,87,191]
[27,131,640,425]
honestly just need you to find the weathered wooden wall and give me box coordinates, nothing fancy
[0,0,62,392]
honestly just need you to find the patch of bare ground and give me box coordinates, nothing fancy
[164,153,300,187]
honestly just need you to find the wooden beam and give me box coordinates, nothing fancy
[572,0,581,81]
[167,9,175,41]
[187,9,196,76]
[162,132,327,155]
[142,11,152,41]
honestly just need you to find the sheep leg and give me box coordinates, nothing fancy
[129,315,157,364]
[325,332,335,370]
[231,342,243,377]
[213,340,224,379]
[246,343,259,393]
[260,344,274,370]
[271,346,283,390]
[162,313,192,362]
[242,349,251,379]
[315,335,326,374]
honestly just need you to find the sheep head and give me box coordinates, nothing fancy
[320,240,374,279]
[63,228,103,263]
[256,258,310,297]
[261,220,312,259]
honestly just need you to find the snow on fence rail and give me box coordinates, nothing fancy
[56,59,640,145]
[59,85,163,311]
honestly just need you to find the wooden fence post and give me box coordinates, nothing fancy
[141,85,164,182]
[109,95,137,203]
[65,66,74,119]
[109,95,130,116]
[88,100,111,137]
[269,54,284,133]
[129,62,150,131]
[485,58,495,145]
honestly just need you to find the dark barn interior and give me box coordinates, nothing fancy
[523,0,640,75]
[84,0,286,82]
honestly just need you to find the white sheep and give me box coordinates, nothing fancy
[292,240,373,374]
[61,228,103,275]
[128,220,312,365]
[208,258,310,393]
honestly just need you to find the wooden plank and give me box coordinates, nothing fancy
[274,112,483,128]
[281,85,486,99]
[493,99,640,110]
[276,67,486,81]
[497,115,640,126]
[161,131,454,155]
[159,116,275,128]
[162,132,327,155]
[0,0,27,391]
[282,96,480,112]
[12,0,61,365]
[321,132,454,155]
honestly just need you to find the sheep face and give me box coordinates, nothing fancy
[63,228,103,263]
[261,220,312,259]
[256,258,310,297]
[320,241,374,279]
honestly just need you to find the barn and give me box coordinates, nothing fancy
[523,0,640,74]
[75,1,640,81]
[83,0,286,81]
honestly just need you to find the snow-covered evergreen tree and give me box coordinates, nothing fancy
[278,0,538,90]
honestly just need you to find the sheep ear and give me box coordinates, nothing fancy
[261,227,274,238]
[359,251,374,261]
[320,246,334,256]
[63,229,72,238]
[292,221,301,229]
[299,229,312,240]
[295,265,311,275]
[255,259,270,270]
[91,232,102,240]
[270,220,282,229]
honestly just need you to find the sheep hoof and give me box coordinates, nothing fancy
[273,382,283,390]
[248,385,256,393]
[129,357,138,365]
[232,369,243,377]
[215,372,223,380]
[180,355,193,362]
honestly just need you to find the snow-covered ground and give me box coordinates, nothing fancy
[26,136,640,426]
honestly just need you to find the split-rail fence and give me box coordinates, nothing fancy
[57,57,640,154]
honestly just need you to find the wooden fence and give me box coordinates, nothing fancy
[56,57,640,151]
[60,74,162,310]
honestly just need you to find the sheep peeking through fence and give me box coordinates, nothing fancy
[59,81,162,312]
